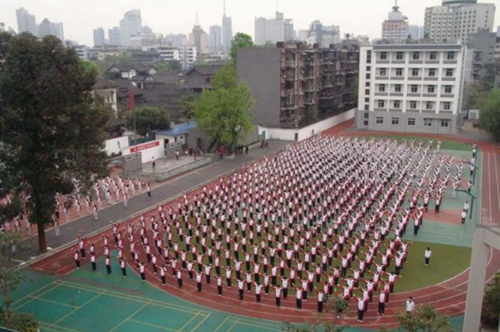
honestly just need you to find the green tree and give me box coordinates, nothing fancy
[230,32,254,64]
[193,64,254,152]
[0,33,109,252]
[482,272,500,328]
[97,51,134,75]
[126,106,171,137]
[396,304,452,332]
[465,83,487,110]
[81,60,100,77]
[479,88,500,142]
[167,59,183,71]
[154,59,170,73]
[195,58,209,67]
[282,321,343,332]
[179,94,198,121]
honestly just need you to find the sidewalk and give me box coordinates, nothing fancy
[21,140,291,261]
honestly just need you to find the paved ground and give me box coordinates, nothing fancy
[21,141,290,261]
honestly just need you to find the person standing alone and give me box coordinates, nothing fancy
[424,247,432,266]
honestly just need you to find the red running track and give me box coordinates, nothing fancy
[31,120,500,330]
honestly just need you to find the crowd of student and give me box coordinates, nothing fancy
[73,136,463,322]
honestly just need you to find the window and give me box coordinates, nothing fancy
[429,68,436,77]
[364,104,369,110]
[380,68,387,76]
[410,101,417,109]
[411,85,418,93]
[367,50,372,63]
[376,117,384,124]
[364,113,369,119]
[447,52,455,60]
[378,84,386,92]
[443,102,451,110]
[396,68,403,76]
[427,85,435,93]
[396,52,404,60]
[365,97,369,102]
[446,69,453,77]
[408,118,416,126]
[444,85,452,94]
[394,101,401,109]
[378,100,385,108]
[412,52,420,60]
[365,89,370,95]
[424,119,432,126]
[363,120,369,126]
[365,82,370,87]
[441,120,450,127]
[429,52,437,60]
[366,66,371,71]
[395,84,402,92]
[366,73,371,79]
[426,101,434,110]
[412,68,419,77]
[380,52,387,60]
[392,117,400,125]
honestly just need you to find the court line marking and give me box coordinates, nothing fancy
[212,316,230,332]
[24,295,78,309]
[189,312,210,332]
[226,319,239,332]
[12,283,61,311]
[39,321,80,332]
[49,293,102,328]
[128,318,178,331]
[179,311,200,331]
[226,317,282,331]
[109,300,151,332]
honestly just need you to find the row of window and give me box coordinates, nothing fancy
[373,100,452,111]
[378,51,455,61]
[375,84,453,94]
[374,67,454,78]
[374,117,450,127]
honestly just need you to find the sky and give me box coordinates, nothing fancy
[1,0,499,46]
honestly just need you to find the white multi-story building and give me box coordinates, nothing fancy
[209,25,223,53]
[424,0,496,43]
[179,46,197,70]
[93,28,106,47]
[108,27,121,46]
[156,47,180,62]
[254,12,294,45]
[120,9,142,47]
[382,2,409,41]
[356,43,471,134]
[16,7,37,35]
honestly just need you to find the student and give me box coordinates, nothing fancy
[160,266,167,285]
[120,258,127,277]
[90,254,97,272]
[74,250,80,269]
[378,289,386,316]
[424,247,432,266]
[461,210,467,224]
[105,255,111,274]
[406,296,415,316]
[354,295,365,323]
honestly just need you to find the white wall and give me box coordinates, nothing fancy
[104,136,130,156]
[122,140,165,164]
[258,109,355,142]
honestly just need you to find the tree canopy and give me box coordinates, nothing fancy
[482,272,500,328]
[479,88,500,142]
[0,33,109,252]
[97,51,134,75]
[126,106,171,137]
[396,303,451,332]
[193,64,254,152]
[230,32,254,64]
[167,59,183,71]
[154,59,170,73]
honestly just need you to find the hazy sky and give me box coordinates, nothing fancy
[1,0,499,45]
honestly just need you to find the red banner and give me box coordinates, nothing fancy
[130,141,160,153]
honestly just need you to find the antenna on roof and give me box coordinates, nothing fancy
[223,0,226,16]
[195,10,200,26]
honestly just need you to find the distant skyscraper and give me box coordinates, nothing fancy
[254,12,295,46]
[108,27,121,46]
[408,25,425,39]
[0,23,5,33]
[306,20,340,47]
[165,34,188,48]
[381,0,409,41]
[38,18,53,38]
[93,28,106,47]
[120,9,142,46]
[52,22,64,41]
[425,0,496,42]
[222,0,233,52]
[16,7,37,35]
[209,25,223,52]
[189,13,209,55]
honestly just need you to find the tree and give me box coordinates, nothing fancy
[0,33,109,252]
[230,32,254,64]
[193,64,254,152]
[195,58,209,67]
[154,59,170,73]
[81,60,100,77]
[464,83,487,110]
[479,88,500,142]
[97,51,134,75]
[179,94,198,121]
[396,304,452,332]
[482,272,500,328]
[167,59,183,71]
[125,106,171,137]
[282,321,343,332]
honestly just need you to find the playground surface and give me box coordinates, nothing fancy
[8,119,500,331]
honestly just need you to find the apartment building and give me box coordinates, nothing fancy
[356,43,470,134]
[238,41,358,129]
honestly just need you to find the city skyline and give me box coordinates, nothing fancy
[1,0,499,46]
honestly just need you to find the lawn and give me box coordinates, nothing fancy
[393,240,472,293]
[361,135,472,151]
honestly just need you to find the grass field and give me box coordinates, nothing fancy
[360,136,472,151]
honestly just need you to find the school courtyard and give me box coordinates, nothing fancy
[6,119,500,332]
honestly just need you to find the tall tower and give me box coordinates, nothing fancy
[119,9,142,47]
[381,0,409,41]
[222,0,233,52]
[16,7,37,35]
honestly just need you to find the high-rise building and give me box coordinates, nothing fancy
[381,1,409,41]
[108,27,121,46]
[356,42,470,134]
[93,28,106,47]
[38,18,53,38]
[52,22,64,41]
[222,0,233,52]
[0,23,5,33]
[497,26,500,36]
[306,20,340,47]
[16,7,37,35]
[254,12,295,46]
[424,0,496,42]
[209,25,223,53]
[120,9,142,47]
[467,29,496,82]
[164,34,188,48]
[179,46,197,69]
[189,13,209,55]
[409,25,425,39]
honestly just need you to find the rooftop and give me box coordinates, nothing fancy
[154,122,197,137]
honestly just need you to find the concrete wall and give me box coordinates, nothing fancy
[238,47,281,128]
[122,140,165,164]
[356,109,459,134]
[104,136,129,156]
[258,109,355,142]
